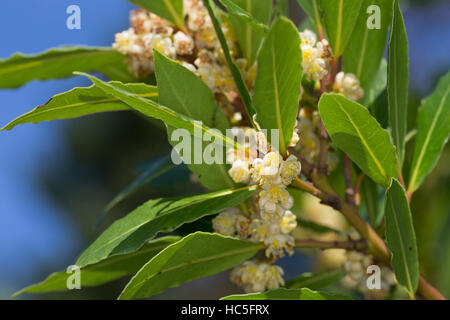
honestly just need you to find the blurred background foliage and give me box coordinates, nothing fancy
[0,0,449,299]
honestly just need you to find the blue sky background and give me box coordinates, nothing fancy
[0,0,449,298]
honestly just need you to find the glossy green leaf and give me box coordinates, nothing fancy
[362,59,387,107]
[203,0,256,127]
[408,72,450,192]
[119,232,263,299]
[154,51,235,190]
[1,82,158,131]
[319,93,397,188]
[0,47,130,89]
[76,73,247,153]
[343,0,392,90]
[222,0,271,64]
[104,154,175,213]
[384,179,419,296]
[253,17,302,155]
[296,0,323,35]
[12,236,180,297]
[285,269,346,290]
[387,0,409,167]
[128,0,185,30]
[320,0,362,57]
[221,288,352,300]
[76,185,257,268]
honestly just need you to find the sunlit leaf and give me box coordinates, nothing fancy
[76,185,257,268]
[119,232,263,299]
[320,0,362,57]
[385,179,419,297]
[387,0,409,168]
[1,82,157,131]
[12,236,180,297]
[0,47,131,89]
[128,0,185,31]
[253,17,302,155]
[408,72,450,192]
[319,93,397,188]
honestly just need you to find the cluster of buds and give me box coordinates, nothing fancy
[340,230,396,296]
[341,250,396,296]
[299,30,332,82]
[295,109,338,170]
[213,127,301,292]
[333,72,364,101]
[112,0,256,103]
[230,260,285,293]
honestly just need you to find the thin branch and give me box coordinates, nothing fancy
[317,120,329,177]
[355,173,365,207]
[343,153,356,206]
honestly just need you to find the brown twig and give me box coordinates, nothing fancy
[317,120,329,177]
[290,167,445,300]
[343,153,356,206]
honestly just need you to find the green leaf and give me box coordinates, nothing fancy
[76,185,257,268]
[362,59,387,107]
[1,82,157,131]
[384,179,419,296]
[296,0,324,35]
[75,73,247,153]
[253,17,302,155]
[319,93,397,188]
[319,0,362,57]
[154,51,235,190]
[0,47,130,89]
[119,232,263,299]
[273,0,289,18]
[222,0,271,65]
[387,0,409,168]
[104,154,175,213]
[408,72,450,193]
[12,236,180,297]
[285,269,346,290]
[343,0,392,90]
[221,288,352,300]
[203,0,257,127]
[128,0,185,31]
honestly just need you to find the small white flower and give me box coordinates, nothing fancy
[280,155,301,186]
[212,210,238,236]
[280,211,297,234]
[174,31,194,56]
[264,234,295,258]
[230,261,284,293]
[300,30,317,46]
[228,159,250,183]
[333,72,364,101]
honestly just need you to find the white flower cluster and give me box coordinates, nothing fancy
[113,9,188,77]
[230,260,285,293]
[333,72,364,101]
[295,109,338,170]
[341,251,396,294]
[299,30,332,81]
[214,128,301,259]
[112,0,255,100]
